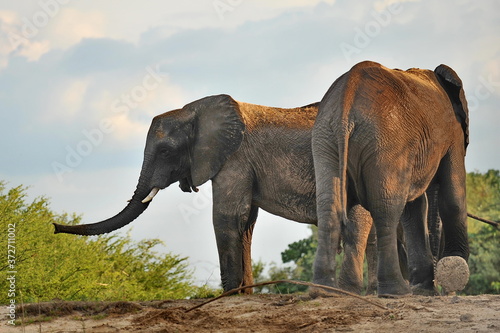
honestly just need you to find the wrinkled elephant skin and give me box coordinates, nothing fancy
[312,61,469,297]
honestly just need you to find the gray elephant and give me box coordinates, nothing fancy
[54,95,322,293]
[53,93,442,295]
[312,61,469,297]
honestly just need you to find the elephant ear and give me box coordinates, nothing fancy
[434,64,470,152]
[184,94,245,187]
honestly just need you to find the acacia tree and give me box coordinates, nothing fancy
[0,182,196,304]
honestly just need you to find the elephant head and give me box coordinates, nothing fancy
[53,94,245,235]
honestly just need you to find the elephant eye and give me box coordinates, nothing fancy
[159,148,170,157]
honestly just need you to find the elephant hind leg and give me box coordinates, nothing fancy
[339,204,373,294]
[364,175,411,297]
[241,205,258,294]
[372,207,412,296]
[312,146,343,288]
[365,225,378,295]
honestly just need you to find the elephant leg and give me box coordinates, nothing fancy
[312,139,342,287]
[437,153,468,260]
[400,195,436,295]
[339,204,372,294]
[212,177,254,293]
[396,223,409,281]
[368,189,411,297]
[365,224,378,295]
[364,222,408,295]
[241,205,258,294]
[433,152,469,294]
[213,213,244,292]
[374,213,411,296]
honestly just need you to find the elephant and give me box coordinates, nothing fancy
[312,61,469,297]
[53,93,444,295]
[54,94,323,293]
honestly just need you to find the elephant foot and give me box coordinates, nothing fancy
[308,286,338,299]
[411,283,437,296]
[240,287,254,295]
[435,256,469,295]
[338,279,363,295]
[365,282,378,295]
[309,278,338,298]
[377,281,412,298]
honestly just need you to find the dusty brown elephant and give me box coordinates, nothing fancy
[312,61,469,297]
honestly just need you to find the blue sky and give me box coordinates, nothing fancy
[1,0,499,286]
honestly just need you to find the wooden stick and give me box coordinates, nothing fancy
[467,212,500,229]
[185,279,388,312]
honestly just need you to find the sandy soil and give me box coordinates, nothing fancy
[4,294,499,332]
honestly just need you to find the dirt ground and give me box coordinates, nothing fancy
[4,293,499,332]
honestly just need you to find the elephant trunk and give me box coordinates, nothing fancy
[53,156,157,236]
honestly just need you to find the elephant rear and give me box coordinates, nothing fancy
[312,60,469,296]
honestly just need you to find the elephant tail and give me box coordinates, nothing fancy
[338,113,353,226]
[337,62,364,225]
[338,75,356,226]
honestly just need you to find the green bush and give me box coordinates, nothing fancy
[0,182,196,304]
[463,170,500,294]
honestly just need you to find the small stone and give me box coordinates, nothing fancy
[459,313,473,322]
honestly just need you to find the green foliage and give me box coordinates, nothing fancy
[252,226,344,294]
[251,260,298,293]
[0,182,196,304]
[466,170,500,228]
[464,170,500,295]
[281,231,317,284]
[188,284,223,299]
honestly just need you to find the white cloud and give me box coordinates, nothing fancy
[0,6,106,69]
[58,78,91,119]
[374,0,420,11]
[42,8,105,49]
[105,113,149,144]
[17,39,51,61]
[81,72,189,148]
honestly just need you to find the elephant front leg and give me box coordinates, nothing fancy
[212,188,256,293]
[241,206,258,294]
[213,216,245,293]
[211,166,256,293]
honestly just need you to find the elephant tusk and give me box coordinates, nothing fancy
[141,187,160,203]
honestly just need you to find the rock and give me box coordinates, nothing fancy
[435,256,469,294]
[459,313,474,322]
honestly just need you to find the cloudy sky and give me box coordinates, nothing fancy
[1,0,499,286]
